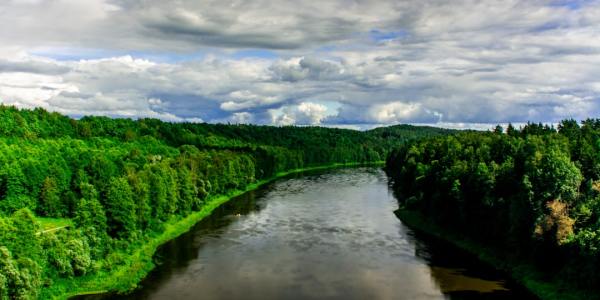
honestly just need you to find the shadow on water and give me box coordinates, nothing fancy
[76,168,537,300]
[406,228,536,299]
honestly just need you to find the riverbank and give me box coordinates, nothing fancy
[395,209,598,300]
[42,161,383,300]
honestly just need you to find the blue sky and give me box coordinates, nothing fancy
[0,0,599,130]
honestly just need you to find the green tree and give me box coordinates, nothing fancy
[44,232,92,277]
[128,171,151,231]
[534,148,583,203]
[0,247,41,300]
[39,177,63,217]
[177,168,195,214]
[105,177,137,239]
[74,196,107,235]
[149,168,168,222]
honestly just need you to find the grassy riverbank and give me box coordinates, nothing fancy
[395,209,598,300]
[43,162,383,300]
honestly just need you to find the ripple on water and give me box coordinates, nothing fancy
[80,168,537,300]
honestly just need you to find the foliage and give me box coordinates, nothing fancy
[0,105,451,297]
[386,120,600,291]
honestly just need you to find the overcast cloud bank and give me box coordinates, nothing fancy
[0,0,599,129]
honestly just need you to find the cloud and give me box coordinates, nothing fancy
[0,0,599,128]
[0,58,70,75]
[229,112,253,124]
[369,102,441,124]
[270,57,347,82]
[220,90,281,111]
[0,0,410,51]
[271,102,332,125]
[297,102,329,124]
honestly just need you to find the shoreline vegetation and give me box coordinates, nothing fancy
[386,120,600,300]
[395,209,595,300]
[6,105,599,300]
[48,162,383,300]
[2,105,454,299]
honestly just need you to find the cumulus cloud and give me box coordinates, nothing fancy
[369,102,442,124]
[0,0,599,127]
[269,102,332,125]
[296,102,329,124]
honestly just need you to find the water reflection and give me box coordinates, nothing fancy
[429,267,507,293]
[77,168,536,300]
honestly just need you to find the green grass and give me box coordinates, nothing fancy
[395,209,599,300]
[41,161,384,300]
[37,217,73,232]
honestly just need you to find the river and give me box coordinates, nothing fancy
[81,167,536,300]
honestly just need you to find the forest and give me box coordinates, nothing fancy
[386,120,600,297]
[0,105,452,299]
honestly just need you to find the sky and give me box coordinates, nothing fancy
[0,0,599,130]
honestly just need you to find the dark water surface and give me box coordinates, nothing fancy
[81,168,536,300]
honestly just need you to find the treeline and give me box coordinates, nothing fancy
[386,120,600,293]
[0,105,452,165]
[0,105,450,298]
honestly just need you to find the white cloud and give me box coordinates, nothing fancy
[271,102,334,125]
[297,102,329,124]
[0,0,599,126]
[229,112,253,124]
[369,102,441,124]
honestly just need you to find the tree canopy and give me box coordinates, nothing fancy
[0,105,451,298]
[386,120,600,291]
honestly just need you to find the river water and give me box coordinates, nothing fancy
[82,167,536,300]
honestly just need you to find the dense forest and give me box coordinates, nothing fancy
[0,105,452,299]
[386,120,600,297]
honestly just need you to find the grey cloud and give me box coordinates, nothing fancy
[1,0,600,128]
[0,59,70,75]
[270,57,347,82]
[57,91,94,99]
[0,0,409,51]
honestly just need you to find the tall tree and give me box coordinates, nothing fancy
[105,177,137,239]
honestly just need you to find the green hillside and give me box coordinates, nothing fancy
[0,105,452,299]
